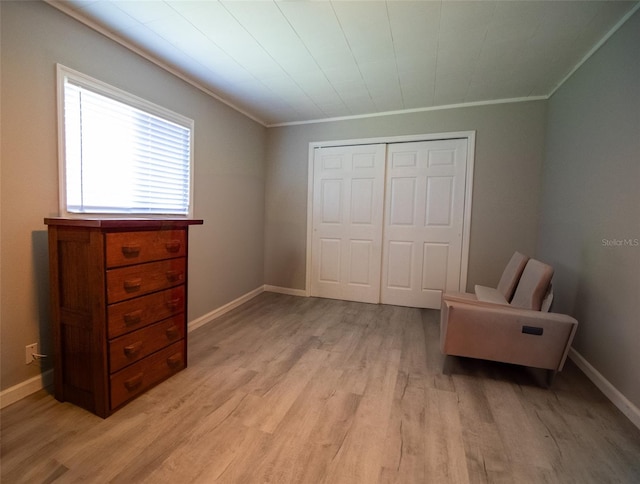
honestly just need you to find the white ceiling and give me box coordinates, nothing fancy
[52,1,639,126]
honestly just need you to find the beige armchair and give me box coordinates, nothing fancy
[440,255,578,383]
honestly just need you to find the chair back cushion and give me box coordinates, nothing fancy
[496,251,530,301]
[510,259,554,310]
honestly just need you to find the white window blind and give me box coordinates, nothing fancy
[59,65,193,216]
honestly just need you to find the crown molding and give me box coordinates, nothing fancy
[44,0,268,127]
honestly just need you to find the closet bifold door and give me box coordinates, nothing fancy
[309,144,386,304]
[309,137,469,309]
[381,139,468,308]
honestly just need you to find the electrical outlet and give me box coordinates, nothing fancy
[25,343,38,364]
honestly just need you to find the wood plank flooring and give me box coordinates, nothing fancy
[2,293,639,483]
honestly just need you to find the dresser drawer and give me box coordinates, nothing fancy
[109,315,185,373]
[107,258,186,304]
[108,286,184,338]
[106,230,186,268]
[110,342,185,410]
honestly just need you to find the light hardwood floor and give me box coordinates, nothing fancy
[2,293,639,483]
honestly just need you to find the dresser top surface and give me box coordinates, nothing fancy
[44,217,204,229]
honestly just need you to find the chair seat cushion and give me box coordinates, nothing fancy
[474,285,509,305]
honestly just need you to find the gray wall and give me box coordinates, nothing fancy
[4,0,635,418]
[265,101,548,292]
[0,1,266,391]
[538,11,640,409]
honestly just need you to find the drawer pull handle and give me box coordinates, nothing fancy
[124,373,143,391]
[165,326,179,340]
[121,244,141,257]
[123,310,143,325]
[167,353,183,369]
[124,278,142,292]
[166,298,182,311]
[124,342,143,358]
[166,240,181,253]
[166,271,183,283]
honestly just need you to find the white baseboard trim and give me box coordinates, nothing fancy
[0,369,54,410]
[185,285,308,333]
[263,285,307,297]
[569,348,640,430]
[1,287,267,408]
[1,286,282,408]
[188,286,264,333]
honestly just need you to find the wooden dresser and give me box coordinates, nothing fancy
[45,218,203,417]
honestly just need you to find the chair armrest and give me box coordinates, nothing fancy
[442,296,578,324]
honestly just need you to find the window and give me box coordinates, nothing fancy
[57,64,194,217]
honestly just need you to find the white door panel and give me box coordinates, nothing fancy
[387,241,414,288]
[350,178,375,224]
[422,243,449,286]
[425,177,454,226]
[381,139,467,308]
[389,177,416,225]
[310,144,386,303]
[348,240,373,285]
[318,238,341,283]
[320,179,342,223]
